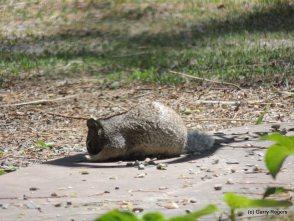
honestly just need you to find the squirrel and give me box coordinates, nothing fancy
[86,101,214,161]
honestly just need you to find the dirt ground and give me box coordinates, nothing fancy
[0,77,293,170]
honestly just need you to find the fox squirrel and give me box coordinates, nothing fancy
[86,101,214,161]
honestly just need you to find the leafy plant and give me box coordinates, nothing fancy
[34,140,54,150]
[169,204,218,221]
[224,192,292,221]
[95,204,218,221]
[263,187,289,199]
[262,133,294,178]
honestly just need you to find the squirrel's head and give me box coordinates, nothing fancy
[86,118,106,155]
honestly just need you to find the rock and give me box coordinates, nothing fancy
[126,162,134,167]
[144,158,151,163]
[226,161,239,164]
[54,203,62,207]
[0,203,9,209]
[212,159,219,164]
[226,179,234,184]
[80,170,89,175]
[115,187,120,190]
[66,201,72,206]
[231,168,236,173]
[252,165,260,172]
[51,192,58,197]
[214,185,222,191]
[29,187,39,191]
[163,202,179,209]
[25,201,38,209]
[190,199,197,203]
[134,160,140,166]
[135,173,146,178]
[157,163,167,170]
[159,186,168,190]
[104,190,110,194]
[271,124,280,131]
[138,164,145,170]
[132,207,144,213]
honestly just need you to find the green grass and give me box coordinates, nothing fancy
[0,0,293,86]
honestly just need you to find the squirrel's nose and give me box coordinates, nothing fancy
[87,118,97,129]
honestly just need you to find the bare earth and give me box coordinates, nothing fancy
[0,77,293,169]
[0,78,294,220]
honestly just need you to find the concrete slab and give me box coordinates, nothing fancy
[1,123,293,221]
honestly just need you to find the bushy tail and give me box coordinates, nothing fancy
[185,130,215,153]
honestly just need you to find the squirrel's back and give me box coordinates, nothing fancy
[99,101,187,159]
[86,101,214,161]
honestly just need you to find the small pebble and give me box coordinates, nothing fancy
[252,166,260,172]
[271,124,280,131]
[29,187,38,191]
[231,168,236,173]
[126,162,134,167]
[54,203,62,207]
[226,179,234,184]
[132,207,144,213]
[157,163,167,170]
[1,204,9,209]
[212,159,219,164]
[159,186,168,190]
[51,192,58,197]
[226,161,239,164]
[115,187,120,190]
[135,173,146,178]
[138,164,145,170]
[214,185,222,191]
[190,199,197,203]
[164,202,179,209]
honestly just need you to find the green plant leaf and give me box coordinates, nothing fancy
[255,108,267,125]
[143,212,166,221]
[262,133,294,178]
[169,204,218,221]
[95,210,140,221]
[35,140,54,149]
[0,169,6,176]
[224,193,292,209]
[263,187,288,199]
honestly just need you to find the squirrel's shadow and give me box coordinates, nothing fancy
[44,135,230,168]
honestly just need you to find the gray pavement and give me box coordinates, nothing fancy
[0,123,293,221]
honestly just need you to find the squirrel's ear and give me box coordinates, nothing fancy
[87,118,102,130]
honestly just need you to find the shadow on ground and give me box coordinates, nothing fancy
[44,134,235,168]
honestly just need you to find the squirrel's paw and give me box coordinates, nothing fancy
[85,154,100,162]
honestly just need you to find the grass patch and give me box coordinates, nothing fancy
[0,0,293,86]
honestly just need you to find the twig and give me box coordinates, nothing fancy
[133,91,153,99]
[186,117,278,123]
[102,98,128,111]
[169,70,242,90]
[33,109,89,120]
[193,100,282,106]
[0,95,77,108]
